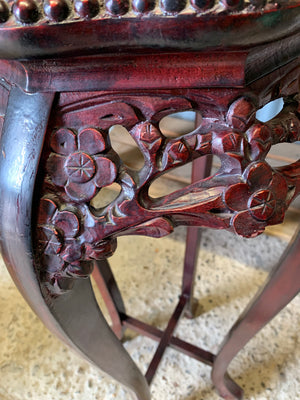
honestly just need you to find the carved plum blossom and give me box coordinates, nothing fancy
[36,196,119,293]
[37,197,85,293]
[35,93,300,295]
[224,161,288,238]
[47,127,118,202]
[37,197,82,262]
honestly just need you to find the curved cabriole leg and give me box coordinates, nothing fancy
[212,226,300,400]
[0,87,150,400]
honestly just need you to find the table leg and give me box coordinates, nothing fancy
[212,226,300,400]
[0,86,150,400]
[182,155,213,317]
[92,259,126,339]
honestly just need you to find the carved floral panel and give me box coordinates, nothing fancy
[34,89,300,294]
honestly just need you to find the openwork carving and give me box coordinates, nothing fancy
[35,91,300,294]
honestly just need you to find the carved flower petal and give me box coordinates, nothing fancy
[66,260,94,278]
[37,226,62,255]
[65,180,97,202]
[269,172,288,202]
[78,128,106,155]
[85,238,117,260]
[224,183,250,211]
[227,97,256,132]
[54,210,80,238]
[94,156,118,188]
[60,239,82,263]
[232,211,265,238]
[50,128,77,155]
[244,161,273,188]
[47,153,68,187]
[38,197,58,224]
[268,203,286,226]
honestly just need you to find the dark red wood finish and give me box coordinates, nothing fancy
[0,1,299,399]
[0,1,298,59]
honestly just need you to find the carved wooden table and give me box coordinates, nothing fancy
[0,0,299,399]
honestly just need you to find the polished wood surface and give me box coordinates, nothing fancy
[0,1,298,59]
[0,1,299,399]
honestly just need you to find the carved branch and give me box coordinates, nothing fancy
[34,91,300,294]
